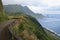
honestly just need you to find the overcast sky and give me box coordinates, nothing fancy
[2,0,60,14]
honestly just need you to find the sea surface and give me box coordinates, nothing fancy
[37,18,60,36]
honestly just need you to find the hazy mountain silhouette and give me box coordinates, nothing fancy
[3,5,45,18]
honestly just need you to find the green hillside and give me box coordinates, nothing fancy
[10,13,60,40]
[0,0,8,22]
[1,0,60,40]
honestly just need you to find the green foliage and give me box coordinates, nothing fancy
[10,13,60,40]
[18,23,24,31]
[0,11,8,22]
[6,12,25,16]
[0,0,8,22]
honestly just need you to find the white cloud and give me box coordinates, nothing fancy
[2,0,60,7]
[43,0,60,7]
[2,0,60,14]
[21,0,60,14]
[28,6,47,13]
[2,0,23,5]
[20,0,60,7]
[28,6,43,13]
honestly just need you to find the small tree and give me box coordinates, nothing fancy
[18,23,24,31]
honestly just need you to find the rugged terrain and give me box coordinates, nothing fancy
[0,0,60,40]
[3,5,45,18]
[9,13,60,40]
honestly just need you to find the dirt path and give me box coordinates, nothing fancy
[0,19,16,32]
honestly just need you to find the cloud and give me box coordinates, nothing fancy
[2,0,60,7]
[2,0,23,5]
[42,0,60,7]
[28,5,47,13]
[21,0,60,14]
[46,6,60,11]
[2,0,60,14]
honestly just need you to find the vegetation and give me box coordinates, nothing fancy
[0,0,8,22]
[10,13,60,40]
[0,0,60,40]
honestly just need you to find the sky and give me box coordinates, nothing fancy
[2,0,60,14]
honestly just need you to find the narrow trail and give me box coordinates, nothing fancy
[0,19,16,32]
[0,19,18,40]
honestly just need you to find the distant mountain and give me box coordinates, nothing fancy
[3,5,45,18]
[4,5,23,13]
[34,14,45,18]
[46,14,60,18]
[3,5,34,16]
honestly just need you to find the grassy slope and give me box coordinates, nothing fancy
[0,0,8,22]
[10,14,60,40]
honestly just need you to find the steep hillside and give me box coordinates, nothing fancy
[4,5,23,13]
[9,13,60,40]
[3,5,45,18]
[3,5,35,16]
[44,28,60,40]
[23,6,35,16]
[0,0,7,22]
